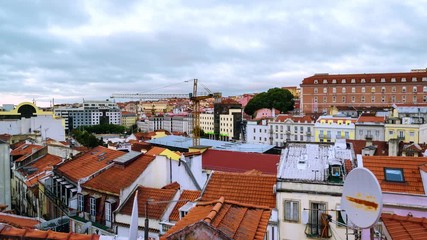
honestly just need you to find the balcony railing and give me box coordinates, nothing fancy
[43,186,75,217]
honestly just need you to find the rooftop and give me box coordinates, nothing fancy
[82,154,155,195]
[19,153,62,187]
[0,213,40,228]
[118,185,178,220]
[356,115,386,123]
[202,149,280,175]
[381,213,427,240]
[363,156,427,195]
[56,146,126,182]
[10,144,44,162]
[148,135,275,153]
[201,171,276,208]
[278,141,353,181]
[273,114,316,123]
[162,197,271,240]
[169,190,201,222]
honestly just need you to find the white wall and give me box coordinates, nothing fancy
[0,142,11,209]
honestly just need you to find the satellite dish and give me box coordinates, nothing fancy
[341,167,382,229]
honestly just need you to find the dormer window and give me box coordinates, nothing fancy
[314,80,318,84]
[361,78,366,83]
[423,77,427,82]
[401,78,406,82]
[323,79,328,84]
[384,168,404,182]
[351,79,356,83]
[371,78,376,83]
[412,77,417,82]
[332,79,337,83]
[391,78,396,82]
[342,79,346,83]
[381,78,386,82]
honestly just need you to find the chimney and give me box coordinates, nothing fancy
[388,138,399,156]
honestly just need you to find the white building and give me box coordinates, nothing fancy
[54,100,121,132]
[270,115,316,146]
[276,140,355,240]
[246,119,271,144]
[0,140,11,210]
[314,115,357,142]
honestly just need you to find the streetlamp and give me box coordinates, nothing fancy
[144,198,190,240]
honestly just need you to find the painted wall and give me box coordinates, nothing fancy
[0,142,11,209]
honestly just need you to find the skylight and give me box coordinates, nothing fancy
[384,168,405,182]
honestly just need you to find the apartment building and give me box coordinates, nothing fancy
[54,100,121,132]
[148,115,193,134]
[300,70,427,114]
[314,116,356,142]
[246,119,271,145]
[270,115,316,146]
[355,115,386,141]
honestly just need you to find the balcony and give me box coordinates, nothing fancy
[43,186,76,217]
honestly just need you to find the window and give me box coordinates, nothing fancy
[323,96,327,103]
[284,200,299,222]
[384,168,405,182]
[391,77,396,82]
[307,202,327,237]
[314,96,318,103]
[105,202,112,227]
[402,95,406,103]
[402,87,406,93]
[401,77,407,82]
[351,79,356,83]
[342,96,346,103]
[336,204,345,227]
[382,96,386,102]
[314,80,318,84]
[342,87,346,93]
[361,79,366,83]
[371,78,376,83]
[332,96,336,102]
[412,77,417,82]
[314,88,318,94]
[371,96,375,102]
[361,87,366,93]
[413,86,417,93]
[371,87,376,93]
[424,86,427,93]
[423,77,427,82]
[77,194,84,212]
[392,86,396,92]
[361,96,365,102]
[381,87,386,93]
[381,78,386,83]
[332,87,336,93]
[413,96,417,103]
[90,197,97,221]
[345,132,349,139]
[332,79,337,83]
[341,79,346,83]
[391,95,396,103]
[323,79,328,84]
[323,88,327,93]
[351,96,355,102]
[351,87,355,93]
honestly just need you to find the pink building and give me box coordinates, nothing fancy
[253,108,280,119]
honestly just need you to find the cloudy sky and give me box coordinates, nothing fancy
[1,0,427,106]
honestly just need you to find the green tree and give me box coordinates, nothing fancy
[244,88,294,116]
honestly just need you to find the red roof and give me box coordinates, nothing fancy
[381,213,427,240]
[363,156,427,195]
[202,149,279,175]
[274,114,315,123]
[118,185,178,220]
[0,213,40,228]
[201,171,276,208]
[82,154,155,195]
[10,144,44,162]
[20,154,62,187]
[162,197,271,240]
[347,139,388,156]
[56,146,126,182]
[169,190,201,221]
[357,115,385,123]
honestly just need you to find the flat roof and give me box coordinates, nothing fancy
[147,135,275,153]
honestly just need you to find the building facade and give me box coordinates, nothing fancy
[270,115,315,146]
[355,115,386,141]
[314,116,356,143]
[300,70,427,114]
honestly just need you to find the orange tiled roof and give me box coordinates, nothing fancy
[357,115,385,123]
[10,144,44,162]
[347,139,388,156]
[201,171,276,208]
[381,213,427,240]
[118,185,178,220]
[274,114,315,123]
[363,156,427,195]
[169,190,201,221]
[82,154,155,195]
[19,154,62,187]
[56,146,126,182]
[146,146,166,156]
[162,197,271,240]
[0,213,40,228]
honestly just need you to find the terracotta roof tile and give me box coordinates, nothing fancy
[0,213,40,228]
[357,115,385,123]
[347,140,388,156]
[201,171,276,208]
[202,149,280,175]
[381,213,427,240]
[162,197,271,240]
[302,72,427,85]
[10,144,44,162]
[56,146,126,182]
[169,190,201,221]
[146,146,166,156]
[0,224,100,239]
[19,154,62,187]
[82,154,155,195]
[363,156,427,195]
[119,185,178,220]
[274,114,315,123]
[162,182,181,190]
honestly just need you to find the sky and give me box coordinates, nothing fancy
[1,0,427,107]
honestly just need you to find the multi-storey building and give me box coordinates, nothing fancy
[54,100,121,132]
[355,115,386,141]
[314,116,357,142]
[270,115,316,146]
[148,115,193,134]
[300,70,427,114]
[246,119,271,145]
[121,111,137,128]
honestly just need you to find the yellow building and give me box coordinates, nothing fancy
[121,111,137,128]
[314,116,356,142]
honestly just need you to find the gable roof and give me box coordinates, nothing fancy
[0,224,100,240]
[56,146,126,182]
[356,115,385,123]
[202,149,280,175]
[118,185,178,220]
[19,153,62,187]
[169,190,201,222]
[201,171,276,208]
[82,154,155,195]
[347,139,388,156]
[0,213,40,228]
[10,144,44,162]
[381,213,427,240]
[274,114,315,123]
[162,197,271,240]
[363,156,427,195]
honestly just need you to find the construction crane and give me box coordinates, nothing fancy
[111,79,220,147]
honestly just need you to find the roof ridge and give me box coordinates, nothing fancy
[203,197,224,223]
[223,199,271,210]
